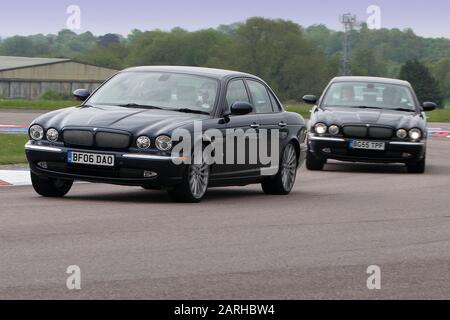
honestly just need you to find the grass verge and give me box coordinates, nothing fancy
[284,103,312,119]
[0,134,28,165]
[425,107,450,123]
[0,99,77,110]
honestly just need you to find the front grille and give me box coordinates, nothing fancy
[63,130,94,147]
[368,127,393,139]
[343,125,393,139]
[62,129,131,149]
[96,132,130,149]
[343,126,367,138]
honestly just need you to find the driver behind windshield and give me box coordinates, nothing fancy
[341,85,355,103]
[383,86,402,106]
[197,82,215,110]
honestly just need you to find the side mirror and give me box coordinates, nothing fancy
[73,89,91,101]
[422,102,437,112]
[229,101,253,116]
[302,95,317,105]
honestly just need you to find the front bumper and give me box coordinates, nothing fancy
[308,134,426,164]
[25,141,187,188]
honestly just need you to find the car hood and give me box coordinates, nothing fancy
[32,104,210,136]
[312,107,425,129]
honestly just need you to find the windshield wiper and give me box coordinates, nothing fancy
[118,103,163,110]
[391,108,416,112]
[353,106,383,110]
[117,103,210,115]
[171,108,210,115]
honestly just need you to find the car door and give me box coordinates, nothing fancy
[245,79,288,175]
[212,78,261,178]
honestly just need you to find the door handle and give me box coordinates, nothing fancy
[250,123,260,129]
[278,122,287,128]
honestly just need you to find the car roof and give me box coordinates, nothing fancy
[331,76,411,87]
[122,65,259,81]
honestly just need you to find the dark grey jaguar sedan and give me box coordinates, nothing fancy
[25,66,307,202]
[303,76,436,173]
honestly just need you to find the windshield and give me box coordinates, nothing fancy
[87,71,219,113]
[322,82,417,111]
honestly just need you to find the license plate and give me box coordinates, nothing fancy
[349,140,385,151]
[68,151,115,167]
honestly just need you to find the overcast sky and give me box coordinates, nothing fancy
[1,0,449,38]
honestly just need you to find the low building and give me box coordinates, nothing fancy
[0,56,117,99]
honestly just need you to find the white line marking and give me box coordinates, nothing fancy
[0,170,31,186]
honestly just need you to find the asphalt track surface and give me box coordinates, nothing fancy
[1,110,449,299]
[0,135,449,299]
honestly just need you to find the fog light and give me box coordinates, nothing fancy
[143,171,157,178]
[322,148,331,153]
[37,161,48,169]
[402,153,412,158]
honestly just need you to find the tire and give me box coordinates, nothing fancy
[262,143,298,195]
[306,150,326,171]
[407,156,426,174]
[168,161,210,203]
[31,172,73,197]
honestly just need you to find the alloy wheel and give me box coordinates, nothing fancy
[281,144,297,191]
[189,162,210,199]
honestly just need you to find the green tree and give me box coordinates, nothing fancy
[97,33,122,47]
[77,43,127,69]
[229,17,332,100]
[429,58,450,101]
[28,34,52,56]
[399,60,444,107]
[0,36,34,56]
[351,47,386,76]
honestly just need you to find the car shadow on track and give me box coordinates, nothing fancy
[323,162,408,174]
[62,186,268,204]
[63,189,171,203]
[322,161,445,175]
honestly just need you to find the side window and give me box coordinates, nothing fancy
[225,80,250,114]
[246,80,273,114]
[269,91,282,112]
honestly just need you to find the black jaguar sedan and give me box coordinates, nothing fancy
[25,66,307,202]
[303,76,436,173]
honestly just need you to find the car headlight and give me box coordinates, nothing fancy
[329,125,340,135]
[29,125,44,141]
[396,129,408,139]
[155,135,172,151]
[46,128,59,142]
[136,136,151,149]
[409,128,422,141]
[314,123,327,135]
